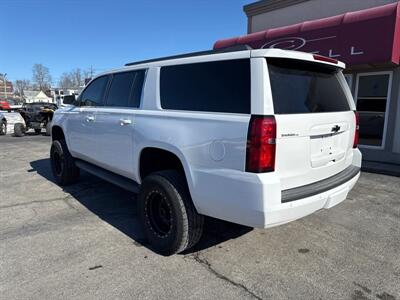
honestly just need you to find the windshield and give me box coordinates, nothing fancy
[267,58,351,114]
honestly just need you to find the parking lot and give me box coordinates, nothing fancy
[0,134,399,300]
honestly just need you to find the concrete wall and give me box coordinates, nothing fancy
[250,0,397,33]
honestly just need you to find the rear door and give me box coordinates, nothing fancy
[267,58,356,190]
[93,70,146,178]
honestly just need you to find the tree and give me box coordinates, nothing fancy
[14,79,30,97]
[83,68,91,81]
[70,68,83,88]
[58,68,92,89]
[59,72,74,89]
[32,64,52,91]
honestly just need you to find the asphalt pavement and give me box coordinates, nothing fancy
[1,134,399,299]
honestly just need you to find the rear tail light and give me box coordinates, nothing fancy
[246,115,276,173]
[313,54,338,64]
[353,111,359,148]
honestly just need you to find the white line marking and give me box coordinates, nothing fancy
[306,36,337,42]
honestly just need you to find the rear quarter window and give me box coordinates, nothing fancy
[160,59,250,114]
[267,58,351,114]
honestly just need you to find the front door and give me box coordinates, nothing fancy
[67,75,110,162]
[67,106,97,160]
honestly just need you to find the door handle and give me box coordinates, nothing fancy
[86,115,95,122]
[119,119,132,126]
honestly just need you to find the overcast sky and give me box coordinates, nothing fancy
[1,0,251,85]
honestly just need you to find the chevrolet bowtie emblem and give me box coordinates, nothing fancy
[331,125,341,133]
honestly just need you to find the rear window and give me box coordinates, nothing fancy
[160,59,250,114]
[267,58,350,114]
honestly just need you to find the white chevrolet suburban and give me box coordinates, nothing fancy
[50,48,361,255]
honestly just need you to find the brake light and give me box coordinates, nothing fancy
[353,111,359,148]
[246,116,276,173]
[313,54,338,64]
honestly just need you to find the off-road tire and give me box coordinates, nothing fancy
[0,120,6,135]
[50,139,80,185]
[35,128,41,134]
[13,123,25,137]
[138,170,204,256]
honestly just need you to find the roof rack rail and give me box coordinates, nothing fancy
[124,45,252,67]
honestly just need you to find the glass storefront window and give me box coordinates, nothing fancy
[344,74,353,90]
[355,73,391,147]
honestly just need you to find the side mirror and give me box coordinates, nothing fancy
[63,95,76,105]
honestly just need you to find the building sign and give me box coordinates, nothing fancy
[260,36,365,59]
[214,2,400,66]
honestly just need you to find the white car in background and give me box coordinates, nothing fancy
[0,111,26,136]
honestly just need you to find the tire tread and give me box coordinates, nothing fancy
[50,139,80,185]
[140,170,203,255]
[156,170,204,252]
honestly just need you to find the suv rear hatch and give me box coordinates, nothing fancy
[267,58,356,190]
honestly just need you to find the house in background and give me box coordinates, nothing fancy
[23,90,53,103]
[215,0,400,174]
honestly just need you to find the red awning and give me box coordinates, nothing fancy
[214,3,400,66]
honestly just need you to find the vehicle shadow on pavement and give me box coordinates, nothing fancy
[30,158,253,254]
[12,132,45,137]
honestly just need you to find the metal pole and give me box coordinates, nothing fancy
[3,73,7,100]
[20,84,23,104]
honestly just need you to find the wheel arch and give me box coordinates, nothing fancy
[137,144,196,202]
[51,125,65,141]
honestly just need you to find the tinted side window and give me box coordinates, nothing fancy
[160,59,250,114]
[106,72,135,107]
[80,76,109,107]
[105,70,146,108]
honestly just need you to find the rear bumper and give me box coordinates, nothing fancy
[191,150,362,228]
[281,165,360,203]
[262,171,359,228]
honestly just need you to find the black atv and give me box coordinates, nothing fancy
[17,102,58,136]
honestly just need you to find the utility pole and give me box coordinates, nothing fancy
[20,83,23,104]
[2,73,7,101]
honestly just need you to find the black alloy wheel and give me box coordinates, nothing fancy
[139,170,204,255]
[145,190,173,237]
